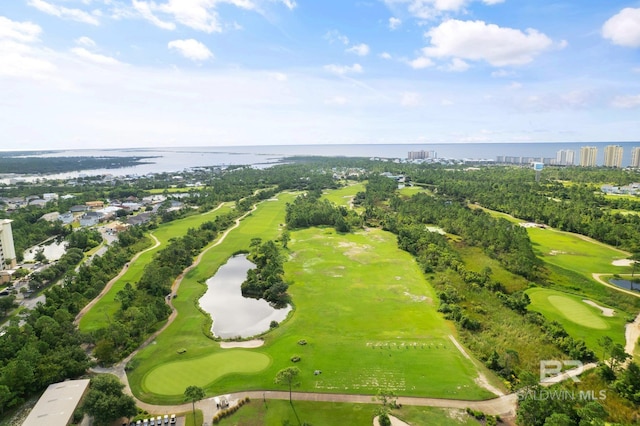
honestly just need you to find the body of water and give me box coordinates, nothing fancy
[609,278,640,292]
[199,254,291,339]
[3,142,640,182]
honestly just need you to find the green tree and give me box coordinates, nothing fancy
[82,374,137,426]
[597,336,613,362]
[184,385,206,425]
[34,248,47,263]
[544,413,574,426]
[0,295,17,317]
[274,367,300,403]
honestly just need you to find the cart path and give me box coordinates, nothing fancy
[74,233,161,325]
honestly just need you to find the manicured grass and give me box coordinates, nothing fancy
[398,186,431,197]
[526,227,628,277]
[527,288,627,352]
[79,204,233,332]
[128,191,491,404]
[213,400,479,426]
[144,351,270,396]
[321,182,365,207]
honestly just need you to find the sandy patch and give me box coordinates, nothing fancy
[549,250,567,256]
[583,300,615,317]
[219,339,264,349]
[449,335,504,397]
[612,259,634,266]
[625,313,640,356]
[373,415,409,426]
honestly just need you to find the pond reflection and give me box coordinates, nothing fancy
[199,254,291,339]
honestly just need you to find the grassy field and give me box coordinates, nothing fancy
[322,182,365,207]
[526,287,627,351]
[213,400,479,426]
[79,204,234,332]
[129,191,491,404]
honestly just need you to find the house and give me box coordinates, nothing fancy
[70,205,89,213]
[43,193,59,201]
[79,211,104,227]
[59,212,75,225]
[28,199,47,208]
[127,212,152,226]
[40,212,60,222]
[120,202,142,211]
[22,379,90,426]
[85,200,104,209]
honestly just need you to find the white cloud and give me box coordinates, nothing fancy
[611,94,640,109]
[444,57,469,71]
[380,52,392,60]
[71,47,121,65]
[279,0,297,9]
[602,8,640,48]
[324,96,348,105]
[75,36,96,47]
[491,69,514,78]
[0,17,57,80]
[408,56,434,69]
[389,17,401,30]
[508,82,522,90]
[324,63,363,75]
[28,0,100,25]
[383,0,502,19]
[346,43,370,56]
[401,91,421,107]
[423,19,553,66]
[168,39,213,61]
[269,72,288,81]
[441,98,453,106]
[325,30,349,45]
[0,16,42,42]
[132,0,177,30]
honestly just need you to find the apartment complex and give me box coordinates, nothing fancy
[579,146,598,167]
[631,147,640,168]
[555,149,575,166]
[407,150,437,160]
[604,145,623,168]
[0,219,16,270]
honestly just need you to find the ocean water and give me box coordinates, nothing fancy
[3,142,640,180]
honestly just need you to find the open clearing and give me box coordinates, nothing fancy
[128,190,492,404]
[526,288,626,351]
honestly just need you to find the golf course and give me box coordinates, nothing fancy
[124,189,495,404]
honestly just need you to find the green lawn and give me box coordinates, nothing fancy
[526,288,627,352]
[322,182,365,207]
[144,351,271,395]
[79,204,234,332]
[213,400,479,426]
[526,227,629,277]
[129,191,492,404]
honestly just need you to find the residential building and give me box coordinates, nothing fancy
[22,379,90,426]
[59,212,75,224]
[79,211,104,227]
[42,193,59,201]
[85,200,104,209]
[604,145,623,168]
[40,212,60,222]
[0,219,16,270]
[631,147,640,168]
[408,150,437,160]
[579,146,598,167]
[555,149,575,166]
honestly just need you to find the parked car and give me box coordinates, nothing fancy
[170,414,176,424]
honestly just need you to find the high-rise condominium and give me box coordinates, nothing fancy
[556,149,575,165]
[579,146,598,167]
[0,219,16,270]
[631,147,640,168]
[604,145,623,168]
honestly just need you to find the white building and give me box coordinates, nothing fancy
[604,145,623,168]
[579,146,598,167]
[555,149,575,166]
[631,147,640,168]
[0,219,16,270]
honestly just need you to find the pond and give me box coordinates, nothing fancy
[199,254,291,339]
[23,238,68,262]
[609,278,640,292]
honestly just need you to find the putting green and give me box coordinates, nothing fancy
[143,350,270,395]
[546,295,608,330]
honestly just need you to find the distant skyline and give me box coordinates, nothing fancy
[1,1,639,150]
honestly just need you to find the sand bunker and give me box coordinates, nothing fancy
[219,339,264,349]
[583,300,615,317]
[612,259,634,266]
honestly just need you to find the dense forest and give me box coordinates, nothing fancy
[0,155,153,174]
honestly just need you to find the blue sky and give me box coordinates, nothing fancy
[0,0,639,149]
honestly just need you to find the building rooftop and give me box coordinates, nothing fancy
[22,379,90,426]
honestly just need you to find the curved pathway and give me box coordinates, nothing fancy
[74,233,161,325]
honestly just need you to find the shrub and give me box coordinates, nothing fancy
[291,355,301,362]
